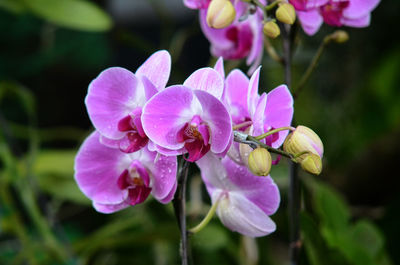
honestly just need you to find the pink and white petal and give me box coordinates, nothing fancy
[213,57,225,79]
[197,153,235,192]
[85,67,139,139]
[247,67,261,118]
[99,135,120,149]
[224,69,250,111]
[158,180,177,203]
[223,157,281,215]
[140,75,158,101]
[184,67,224,99]
[217,193,276,237]
[146,150,177,201]
[135,50,171,91]
[343,0,380,19]
[93,201,130,214]
[184,0,210,9]
[74,132,128,205]
[246,13,264,73]
[297,9,323,36]
[252,92,268,137]
[142,85,200,150]
[193,90,232,153]
[342,14,371,28]
[264,85,294,148]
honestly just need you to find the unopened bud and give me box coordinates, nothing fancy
[283,125,324,162]
[276,3,296,25]
[263,21,280,39]
[301,154,322,175]
[206,0,236,29]
[330,30,349,43]
[248,147,272,176]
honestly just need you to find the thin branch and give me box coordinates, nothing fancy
[173,159,190,265]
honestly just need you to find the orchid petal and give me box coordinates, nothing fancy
[193,90,232,153]
[343,0,380,19]
[184,67,224,99]
[213,57,225,79]
[142,85,201,150]
[264,85,294,148]
[247,67,261,118]
[223,157,280,215]
[85,67,140,139]
[297,9,323,36]
[224,69,249,113]
[217,193,276,237]
[93,201,130,214]
[136,50,171,91]
[74,132,128,205]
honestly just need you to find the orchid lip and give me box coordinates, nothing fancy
[117,160,152,205]
[177,115,211,162]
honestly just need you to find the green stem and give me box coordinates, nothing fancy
[254,126,295,140]
[264,36,284,64]
[293,33,335,99]
[188,198,220,234]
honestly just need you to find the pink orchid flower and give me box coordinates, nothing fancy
[74,132,177,213]
[85,50,171,153]
[293,0,381,35]
[183,0,210,9]
[197,153,280,237]
[197,0,264,74]
[141,67,232,162]
[213,59,293,164]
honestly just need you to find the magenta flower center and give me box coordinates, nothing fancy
[320,1,350,26]
[117,107,149,153]
[177,115,211,162]
[225,25,253,60]
[117,160,152,205]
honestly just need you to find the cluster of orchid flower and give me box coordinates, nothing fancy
[184,0,380,73]
[74,50,324,237]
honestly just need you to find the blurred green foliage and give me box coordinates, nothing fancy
[0,0,399,264]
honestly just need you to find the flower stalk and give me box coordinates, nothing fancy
[188,197,220,234]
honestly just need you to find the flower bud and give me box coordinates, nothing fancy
[276,3,296,25]
[300,154,322,175]
[263,21,280,39]
[247,147,272,176]
[330,30,349,43]
[283,125,324,162]
[206,0,236,29]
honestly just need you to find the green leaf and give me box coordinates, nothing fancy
[351,220,384,258]
[301,212,347,265]
[23,0,112,32]
[33,150,90,205]
[313,182,350,232]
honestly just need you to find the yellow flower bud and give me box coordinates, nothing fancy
[300,154,322,175]
[206,0,236,29]
[330,30,349,43]
[283,125,324,162]
[247,147,272,176]
[276,3,296,25]
[263,21,280,39]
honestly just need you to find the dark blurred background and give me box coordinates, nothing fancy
[0,0,399,264]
